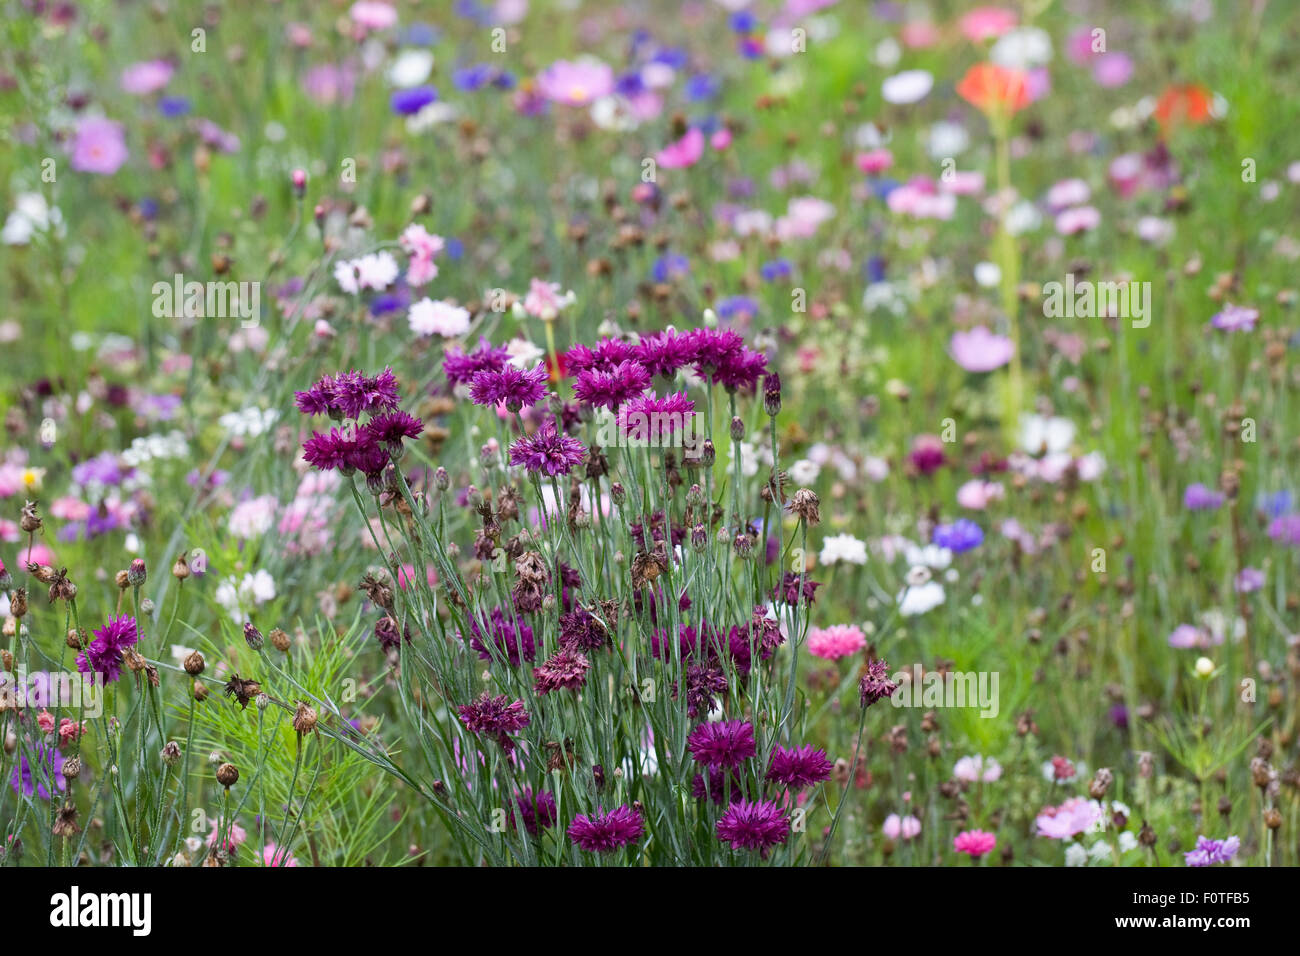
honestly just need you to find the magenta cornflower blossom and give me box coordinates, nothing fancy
[858,659,899,708]
[366,410,424,453]
[1184,834,1240,867]
[617,391,695,443]
[567,804,644,852]
[715,799,790,852]
[765,745,834,790]
[634,329,694,378]
[564,338,636,374]
[295,368,401,419]
[466,607,536,665]
[75,614,140,685]
[508,421,586,476]
[711,347,767,392]
[70,117,129,175]
[558,608,608,651]
[953,829,997,857]
[512,788,558,835]
[687,719,756,769]
[572,360,651,410]
[457,692,531,751]
[470,362,548,412]
[692,767,746,804]
[443,338,510,387]
[685,328,767,391]
[533,646,591,694]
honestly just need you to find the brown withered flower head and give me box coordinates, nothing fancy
[223,674,262,710]
[629,549,668,590]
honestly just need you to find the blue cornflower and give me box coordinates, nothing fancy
[933,519,984,554]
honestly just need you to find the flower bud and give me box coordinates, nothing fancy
[160,741,181,767]
[730,416,744,441]
[270,627,291,652]
[215,762,239,789]
[243,622,264,651]
[127,559,147,587]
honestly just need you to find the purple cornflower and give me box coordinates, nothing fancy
[466,608,536,665]
[1210,304,1258,332]
[634,329,694,378]
[366,410,424,454]
[75,614,140,685]
[457,692,530,751]
[1183,483,1225,511]
[533,646,591,695]
[1268,514,1300,546]
[715,799,790,852]
[470,362,548,412]
[1235,567,1265,593]
[692,767,745,804]
[859,659,899,708]
[295,368,401,419]
[572,360,651,410]
[564,338,636,374]
[443,338,509,387]
[302,428,391,483]
[508,421,586,476]
[765,744,834,790]
[687,719,756,769]
[390,85,439,115]
[1184,835,1240,867]
[681,661,729,718]
[71,451,132,488]
[10,744,66,800]
[512,788,558,835]
[617,391,695,443]
[932,519,984,553]
[773,571,820,605]
[558,608,608,651]
[567,805,644,852]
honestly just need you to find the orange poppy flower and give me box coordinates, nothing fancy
[956,62,1031,116]
[1153,84,1213,133]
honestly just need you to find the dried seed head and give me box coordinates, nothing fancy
[160,741,182,767]
[269,627,291,652]
[293,701,319,736]
[52,803,80,838]
[215,762,239,789]
[19,501,42,534]
[114,570,131,590]
[1088,767,1113,800]
[172,554,191,580]
[790,488,821,525]
[62,756,82,780]
[9,588,25,619]
[184,651,205,676]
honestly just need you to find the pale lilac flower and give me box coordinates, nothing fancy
[537,58,613,107]
[953,755,1002,783]
[120,60,174,95]
[950,326,1014,372]
[883,813,922,841]
[409,298,471,337]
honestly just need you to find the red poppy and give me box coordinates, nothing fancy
[1153,84,1213,133]
[544,350,567,384]
[956,62,1031,116]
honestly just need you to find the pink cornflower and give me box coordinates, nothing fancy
[959,7,1017,42]
[523,278,565,319]
[953,829,997,857]
[207,822,248,852]
[262,843,300,867]
[349,1,397,30]
[806,624,866,661]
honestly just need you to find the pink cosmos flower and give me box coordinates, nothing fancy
[120,60,174,95]
[806,623,867,660]
[70,118,128,175]
[953,829,997,857]
[950,326,1014,372]
[1035,797,1103,839]
[959,7,1017,42]
[710,127,733,151]
[883,814,922,840]
[537,58,614,107]
[657,127,705,169]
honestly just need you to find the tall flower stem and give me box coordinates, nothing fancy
[993,119,1023,447]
